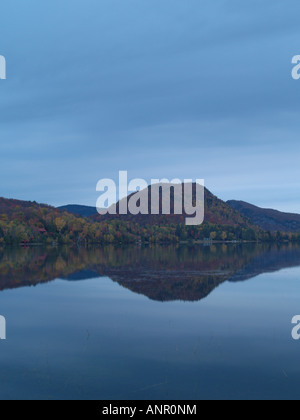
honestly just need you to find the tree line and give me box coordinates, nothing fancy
[0,204,300,245]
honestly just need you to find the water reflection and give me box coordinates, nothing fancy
[1,243,300,301]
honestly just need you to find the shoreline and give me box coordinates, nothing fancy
[0,239,296,248]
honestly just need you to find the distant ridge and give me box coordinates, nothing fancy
[58,204,98,217]
[227,200,300,232]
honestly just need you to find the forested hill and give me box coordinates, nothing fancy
[59,187,252,227]
[58,204,98,217]
[0,197,51,216]
[91,186,256,228]
[228,200,300,232]
[0,188,298,245]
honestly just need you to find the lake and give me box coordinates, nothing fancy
[0,243,300,400]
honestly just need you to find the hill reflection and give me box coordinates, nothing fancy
[0,243,300,302]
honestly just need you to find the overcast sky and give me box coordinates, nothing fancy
[1,0,300,211]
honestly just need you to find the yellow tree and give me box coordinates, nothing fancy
[55,217,66,233]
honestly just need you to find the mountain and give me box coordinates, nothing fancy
[58,204,98,218]
[91,185,257,229]
[2,188,298,245]
[227,200,300,232]
[0,188,266,245]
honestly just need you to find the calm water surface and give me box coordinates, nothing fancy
[0,243,300,400]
